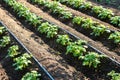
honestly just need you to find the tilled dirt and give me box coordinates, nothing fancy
[17,0,120,62]
[0,64,9,80]
[0,4,88,80]
[0,0,120,80]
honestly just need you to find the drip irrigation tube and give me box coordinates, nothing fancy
[0,21,54,80]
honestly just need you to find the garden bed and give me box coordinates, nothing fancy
[0,21,53,80]
[0,0,120,80]
[1,0,120,79]
[26,0,120,57]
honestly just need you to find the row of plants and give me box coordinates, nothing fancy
[72,16,120,44]
[3,0,120,79]
[56,0,120,28]
[4,0,105,69]
[0,25,40,80]
[29,0,120,44]
[30,0,73,20]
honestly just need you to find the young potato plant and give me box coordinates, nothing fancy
[72,16,84,25]
[44,1,64,14]
[13,53,32,70]
[53,6,64,15]
[37,22,58,38]
[91,24,111,36]
[48,1,73,19]
[66,40,87,57]
[110,16,120,27]
[79,2,92,10]
[108,70,120,80]
[98,9,114,19]
[92,6,103,14]
[0,36,10,47]
[0,26,6,35]
[56,34,71,46]
[37,22,49,34]
[109,32,120,44]
[82,18,96,29]
[47,1,64,15]
[25,13,41,27]
[7,45,19,58]
[79,52,105,68]
[46,24,58,38]
[60,11,73,19]
[21,70,41,80]
[72,0,84,8]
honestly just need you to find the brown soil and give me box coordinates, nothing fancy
[87,0,120,11]
[0,0,120,80]
[26,0,120,55]
[17,0,120,62]
[0,3,89,80]
[0,65,9,80]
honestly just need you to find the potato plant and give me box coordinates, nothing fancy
[98,9,114,19]
[90,5,114,19]
[79,2,92,10]
[71,0,84,8]
[79,52,105,68]
[7,45,19,58]
[0,26,6,35]
[66,40,87,57]
[91,24,111,36]
[13,53,32,70]
[110,16,120,27]
[72,16,84,25]
[56,34,71,46]
[81,18,96,29]
[60,11,73,19]
[92,6,103,14]
[0,36,10,47]
[108,70,120,80]
[37,22,58,38]
[21,70,41,80]
[109,32,120,44]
